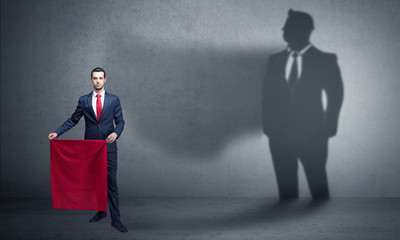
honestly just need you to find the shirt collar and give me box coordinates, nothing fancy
[287,44,312,55]
[93,90,105,97]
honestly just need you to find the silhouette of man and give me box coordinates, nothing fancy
[262,10,344,201]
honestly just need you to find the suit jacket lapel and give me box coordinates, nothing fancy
[300,46,317,80]
[100,92,110,122]
[87,92,97,120]
[278,50,290,83]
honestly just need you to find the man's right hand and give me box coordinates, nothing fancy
[48,133,58,140]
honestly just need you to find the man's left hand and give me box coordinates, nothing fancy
[106,133,118,143]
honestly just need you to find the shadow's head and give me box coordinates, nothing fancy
[283,9,314,51]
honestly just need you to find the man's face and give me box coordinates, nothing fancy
[91,71,106,91]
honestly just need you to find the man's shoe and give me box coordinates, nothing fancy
[89,211,107,222]
[111,220,128,232]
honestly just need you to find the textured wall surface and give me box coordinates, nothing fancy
[1,0,400,198]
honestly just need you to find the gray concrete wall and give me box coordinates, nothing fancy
[1,0,400,198]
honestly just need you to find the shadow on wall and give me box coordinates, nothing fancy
[111,37,278,157]
[262,10,344,200]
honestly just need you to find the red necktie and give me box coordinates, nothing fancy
[96,94,102,122]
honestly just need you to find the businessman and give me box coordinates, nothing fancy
[48,67,127,232]
[262,10,344,201]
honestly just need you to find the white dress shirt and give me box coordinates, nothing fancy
[285,44,312,81]
[92,90,105,119]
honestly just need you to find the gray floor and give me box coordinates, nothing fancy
[1,198,400,240]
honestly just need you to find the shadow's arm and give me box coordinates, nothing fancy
[324,54,344,137]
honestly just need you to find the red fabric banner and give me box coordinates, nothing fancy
[50,139,108,211]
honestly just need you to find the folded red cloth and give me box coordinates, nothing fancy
[50,139,107,211]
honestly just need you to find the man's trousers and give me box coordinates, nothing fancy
[106,152,120,221]
[268,132,330,200]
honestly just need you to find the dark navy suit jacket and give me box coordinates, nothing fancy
[55,92,125,153]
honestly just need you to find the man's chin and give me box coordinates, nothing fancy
[95,87,103,91]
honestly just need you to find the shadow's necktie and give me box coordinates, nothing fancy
[288,52,299,89]
[96,94,102,122]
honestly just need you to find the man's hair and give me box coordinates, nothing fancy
[91,67,106,78]
[284,9,314,32]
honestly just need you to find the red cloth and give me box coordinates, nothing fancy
[50,139,108,211]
